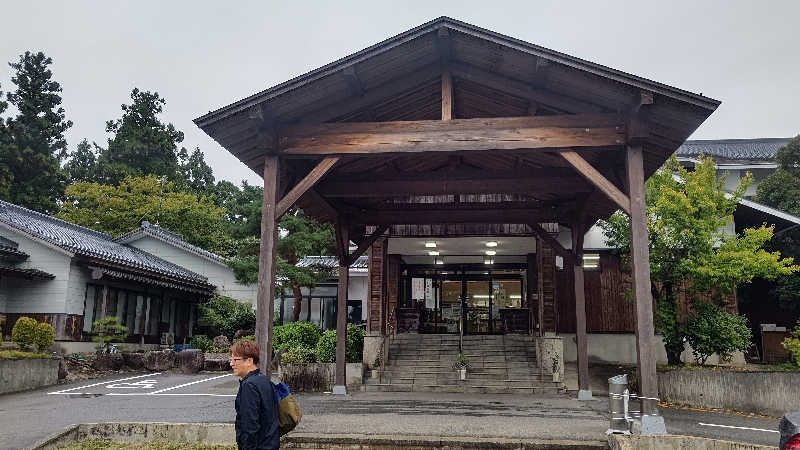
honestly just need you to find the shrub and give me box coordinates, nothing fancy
[34,322,55,352]
[314,324,364,363]
[91,317,129,351]
[11,317,38,351]
[281,346,316,364]
[233,334,254,345]
[685,302,752,365]
[273,321,322,352]
[783,321,800,368]
[197,295,256,340]
[190,335,214,353]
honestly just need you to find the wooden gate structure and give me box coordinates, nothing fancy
[195,17,719,413]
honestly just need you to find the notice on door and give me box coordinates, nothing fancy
[412,277,425,300]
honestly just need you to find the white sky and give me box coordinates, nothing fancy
[1,0,798,186]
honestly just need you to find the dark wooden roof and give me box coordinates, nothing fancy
[195,17,720,229]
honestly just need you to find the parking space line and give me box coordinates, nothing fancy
[149,373,232,394]
[107,393,236,397]
[49,373,162,394]
[698,423,778,433]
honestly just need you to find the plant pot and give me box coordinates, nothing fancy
[552,372,560,383]
[459,368,467,380]
[371,369,379,378]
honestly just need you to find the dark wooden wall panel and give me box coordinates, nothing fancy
[367,237,388,333]
[1,313,85,341]
[537,238,557,333]
[386,254,402,333]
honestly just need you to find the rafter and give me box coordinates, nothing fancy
[275,157,339,219]
[560,151,630,214]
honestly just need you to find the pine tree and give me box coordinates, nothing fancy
[0,52,72,213]
[64,139,97,184]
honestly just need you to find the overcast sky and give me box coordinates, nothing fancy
[1,1,798,186]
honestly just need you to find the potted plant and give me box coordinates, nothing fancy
[551,356,560,382]
[453,352,470,380]
[371,355,381,378]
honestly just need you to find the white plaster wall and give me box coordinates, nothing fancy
[64,263,92,315]
[347,273,368,321]
[0,229,71,314]
[126,236,257,305]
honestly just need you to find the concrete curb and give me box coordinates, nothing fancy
[607,434,774,450]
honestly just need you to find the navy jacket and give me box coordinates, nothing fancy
[235,369,280,450]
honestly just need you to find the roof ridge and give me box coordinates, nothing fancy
[0,199,114,240]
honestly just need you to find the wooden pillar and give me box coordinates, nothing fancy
[255,155,280,375]
[572,222,591,399]
[333,223,349,395]
[100,285,109,319]
[626,145,658,415]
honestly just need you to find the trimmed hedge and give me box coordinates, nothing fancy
[273,322,322,352]
[314,324,364,363]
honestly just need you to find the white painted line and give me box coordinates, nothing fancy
[149,373,231,394]
[49,373,162,394]
[698,423,779,433]
[107,393,236,397]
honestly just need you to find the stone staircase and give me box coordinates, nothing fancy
[364,334,564,394]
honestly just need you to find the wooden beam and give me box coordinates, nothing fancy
[449,61,606,114]
[442,70,453,120]
[280,113,626,156]
[572,220,589,395]
[351,206,566,225]
[275,157,339,219]
[256,155,280,375]
[561,151,630,214]
[346,225,388,266]
[529,223,574,264]
[318,175,592,198]
[334,222,349,394]
[626,145,658,415]
[343,66,365,97]
[296,188,338,222]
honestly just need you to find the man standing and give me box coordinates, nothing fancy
[230,340,280,449]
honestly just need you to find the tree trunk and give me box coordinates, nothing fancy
[291,285,303,322]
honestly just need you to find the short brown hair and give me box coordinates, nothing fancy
[231,339,260,365]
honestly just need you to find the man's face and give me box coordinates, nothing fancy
[229,353,252,377]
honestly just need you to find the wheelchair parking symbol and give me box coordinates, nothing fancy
[106,379,158,389]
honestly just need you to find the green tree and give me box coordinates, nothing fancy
[197,295,256,340]
[756,135,800,312]
[179,147,216,198]
[64,139,97,184]
[229,208,335,322]
[58,175,232,255]
[0,83,11,200]
[600,155,798,364]
[95,88,185,185]
[0,52,72,213]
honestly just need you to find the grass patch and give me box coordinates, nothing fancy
[0,350,51,359]
[57,439,236,450]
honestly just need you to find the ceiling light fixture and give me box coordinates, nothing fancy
[425,242,437,248]
[484,258,494,265]
[428,250,440,256]
[485,250,496,256]
[485,241,498,247]
[435,257,444,265]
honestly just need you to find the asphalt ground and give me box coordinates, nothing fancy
[0,372,782,449]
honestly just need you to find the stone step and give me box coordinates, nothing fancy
[363,383,564,394]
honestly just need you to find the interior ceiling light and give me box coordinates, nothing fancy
[485,241,498,247]
[435,257,444,265]
[484,259,494,265]
[485,250,497,256]
[425,242,437,248]
[428,250,440,256]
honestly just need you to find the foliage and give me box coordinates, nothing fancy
[783,321,800,368]
[11,317,38,351]
[272,321,322,352]
[756,135,800,313]
[233,334,254,345]
[0,51,72,213]
[190,335,215,353]
[33,321,55,352]
[280,346,316,364]
[196,295,256,340]
[600,155,798,364]
[64,139,97,184]
[453,352,471,370]
[685,302,752,365]
[0,350,51,359]
[314,324,364,363]
[58,175,233,256]
[94,88,185,185]
[90,317,129,350]
[179,147,216,199]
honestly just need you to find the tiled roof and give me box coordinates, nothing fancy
[115,221,228,265]
[0,200,211,286]
[0,263,55,280]
[297,255,369,269]
[676,138,792,162]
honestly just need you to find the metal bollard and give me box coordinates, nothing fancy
[607,374,631,434]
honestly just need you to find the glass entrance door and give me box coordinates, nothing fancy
[466,280,491,334]
[440,280,463,334]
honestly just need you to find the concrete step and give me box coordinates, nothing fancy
[363,383,564,394]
